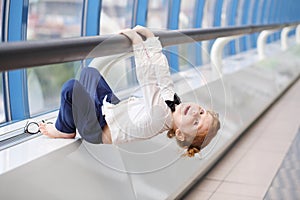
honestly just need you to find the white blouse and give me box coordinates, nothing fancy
[102,37,175,144]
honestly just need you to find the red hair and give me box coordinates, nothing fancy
[167,110,220,157]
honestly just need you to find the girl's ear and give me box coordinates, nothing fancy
[175,129,185,141]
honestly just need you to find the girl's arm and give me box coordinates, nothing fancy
[121,29,162,111]
[133,26,175,102]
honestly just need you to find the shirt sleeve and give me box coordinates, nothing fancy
[142,37,175,101]
[132,41,163,111]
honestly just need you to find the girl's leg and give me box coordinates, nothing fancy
[55,79,103,144]
[45,67,119,144]
[40,79,77,139]
[79,67,120,128]
[55,79,77,134]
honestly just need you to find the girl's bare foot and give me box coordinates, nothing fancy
[39,122,75,139]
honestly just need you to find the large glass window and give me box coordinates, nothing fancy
[27,0,83,40]
[99,0,135,92]
[0,0,5,123]
[100,0,134,34]
[26,0,83,116]
[179,0,196,29]
[26,63,80,116]
[221,0,239,55]
[235,0,245,52]
[201,0,218,64]
[220,0,231,26]
[178,0,197,71]
[147,0,169,29]
[202,0,218,28]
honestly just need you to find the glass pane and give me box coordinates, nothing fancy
[179,0,196,29]
[27,62,81,116]
[201,0,218,64]
[26,0,83,116]
[147,0,169,29]
[236,0,245,26]
[100,0,134,34]
[27,0,83,40]
[94,55,138,96]
[99,0,135,89]
[235,0,245,53]
[220,0,231,26]
[178,0,197,71]
[221,0,233,56]
[202,0,218,28]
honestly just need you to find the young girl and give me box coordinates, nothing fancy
[39,26,220,157]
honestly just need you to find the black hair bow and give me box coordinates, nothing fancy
[165,93,181,112]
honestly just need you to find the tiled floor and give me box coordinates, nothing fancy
[183,78,300,200]
[264,129,300,199]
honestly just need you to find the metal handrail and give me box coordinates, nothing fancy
[0,23,298,71]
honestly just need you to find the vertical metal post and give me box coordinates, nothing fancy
[281,26,296,51]
[210,35,242,77]
[257,30,276,60]
[296,25,300,44]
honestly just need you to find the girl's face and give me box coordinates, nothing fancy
[172,103,213,138]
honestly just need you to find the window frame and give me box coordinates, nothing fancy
[0,0,5,124]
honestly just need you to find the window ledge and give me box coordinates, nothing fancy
[0,111,80,175]
[0,133,79,175]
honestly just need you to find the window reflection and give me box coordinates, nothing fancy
[26,0,83,116]
[100,0,134,34]
[147,0,169,28]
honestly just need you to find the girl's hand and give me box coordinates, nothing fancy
[119,29,143,45]
[133,25,155,38]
